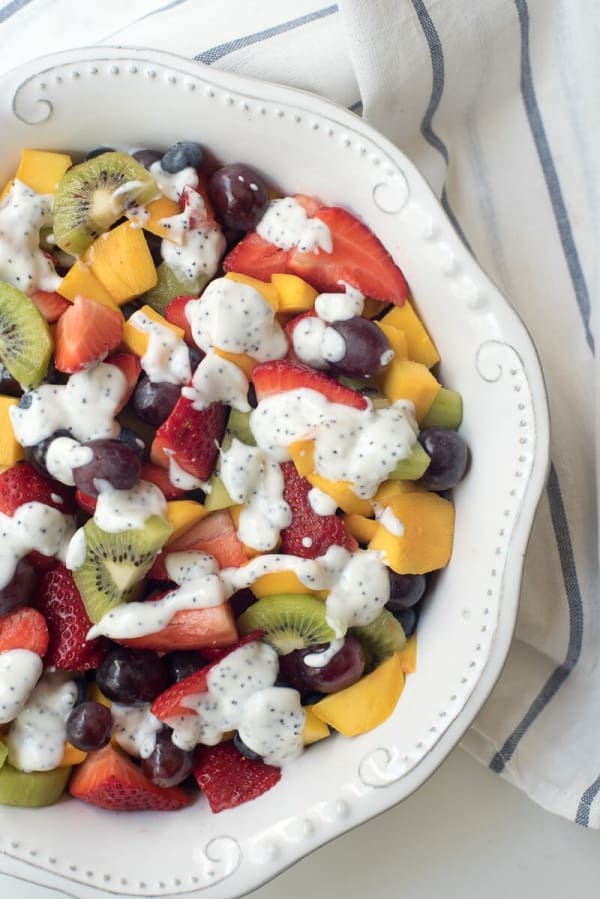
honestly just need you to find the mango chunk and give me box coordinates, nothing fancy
[375,320,408,360]
[84,222,157,303]
[139,195,181,241]
[380,357,441,422]
[288,439,315,478]
[214,347,256,378]
[397,634,417,674]
[368,491,455,574]
[15,149,72,194]
[362,297,388,319]
[0,179,13,200]
[121,304,184,357]
[0,396,25,465]
[305,471,372,517]
[380,299,440,368]
[313,651,405,737]
[271,273,318,314]
[373,479,424,507]
[57,259,121,310]
[60,742,88,767]
[164,500,208,543]
[303,706,331,745]
[342,512,378,545]
[224,271,279,310]
[251,569,316,598]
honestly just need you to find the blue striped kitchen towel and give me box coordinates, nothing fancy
[0,0,597,826]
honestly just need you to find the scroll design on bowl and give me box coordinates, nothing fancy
[476,338,520,383]
[197,836,242,885]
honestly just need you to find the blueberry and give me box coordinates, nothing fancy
[18,392,33,409]
[233,731,262,761]
[161,141,203,174]
[392,606,418,637]
[117,426,146,458]
[27,428,71,477]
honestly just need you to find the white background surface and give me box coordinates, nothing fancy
[1,747,598,899]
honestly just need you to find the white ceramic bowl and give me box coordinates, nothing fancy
[0,47,549,899]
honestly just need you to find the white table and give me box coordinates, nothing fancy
[1,747,598,898]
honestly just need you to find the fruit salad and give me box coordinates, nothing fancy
[0,142,469,814]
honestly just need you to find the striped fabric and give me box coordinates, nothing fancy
[0,0,597,826]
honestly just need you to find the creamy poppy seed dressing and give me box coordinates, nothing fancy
[166,641,304,765]
[111,702,163,759]
[314,283,364,322]
[92,480,167,533]
[307,486,339,516]
[256,197,332,253]
[220,438,292,552]
[186,278,287,361]
[181,350,250,412]
[128,310,191,385]
[45,438,94,487]
[0,180,60,294]
[87,552,225,640]
[0,650,43,724]
[0,503,75,590]
[148,161,198,202]
[249,389,418,498]
[161,227,226,283]
[9,363,128,448]
[6,671,78,771]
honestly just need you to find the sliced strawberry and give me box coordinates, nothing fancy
[54,294,124,374]
[116,603,238,652]
[150,395,226,481]
[0,606,49,656]
[223,231,290,283]
[0,462,75,516]
[140,462,186,500]
[30,289,70,323]
[287,205,408,305]
[104,352,141,412]
[279,461,357,558]
[193,740,281,813]
[149,510,248,580]
[165,295,196,345]
[33,562,107,670]
[151,666,210,720]
[252,359,368,410]
[181,179,219,230]
[293,193,325,217]
[151,632,262,721]
[69,743,191,811]
[75,488,97,515]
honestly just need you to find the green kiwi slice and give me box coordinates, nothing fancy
[73,514,173,623]
[388,441,430,480]
[53,151,159,255]
[227,408,255,446]
[0,762,71,807]
[351,609,406,670]
[420,387,463,430]
[141,262,208,315]
[237,594,336,654]
[0,282,53,388]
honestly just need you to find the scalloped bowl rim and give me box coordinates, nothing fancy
[0,46,549,899]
